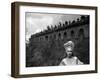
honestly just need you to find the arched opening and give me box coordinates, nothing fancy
[71,30,74,38]
[40,37,42,41]
[53,34,56,40]
[45,35,48,40]
[63,31,67,37]
[58,33,61,39]
[38,37,42,41]
[78,28,84,40]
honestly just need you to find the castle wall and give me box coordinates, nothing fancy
[29,24,89,47]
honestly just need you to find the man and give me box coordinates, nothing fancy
[59,41,83,66]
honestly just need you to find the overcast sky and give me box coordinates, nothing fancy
[25,12,81,41]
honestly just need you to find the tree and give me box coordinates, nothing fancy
[69,21,71,25]
[47,25,51,30]
[54,25,57,30]
[81,15,86,21]
[72,20,75,24]
[65,21,68,25]
[51,25,54,30]
[77,18,80,22]
[59,22,62,27]
[74,39,89,64]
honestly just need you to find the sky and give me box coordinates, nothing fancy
[25,12,81,41]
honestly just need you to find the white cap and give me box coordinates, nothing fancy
[64,41,74,50]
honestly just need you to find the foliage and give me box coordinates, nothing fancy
[74,39,89,64]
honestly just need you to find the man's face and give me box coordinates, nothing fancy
[65,47,73,58]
